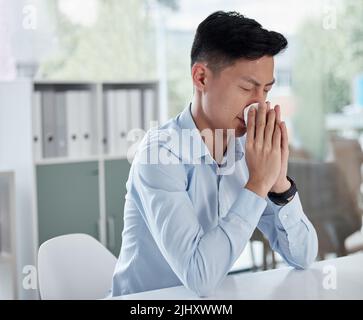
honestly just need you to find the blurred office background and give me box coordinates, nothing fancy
[0,0,363,299]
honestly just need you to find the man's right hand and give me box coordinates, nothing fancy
[244,101,282,198]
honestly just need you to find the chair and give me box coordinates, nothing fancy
[329,134,363,254]
[250,229,277,271]
[329,134,363,212]
[288,160,362,259]
[289,145,312,160]
[38,233,117,300]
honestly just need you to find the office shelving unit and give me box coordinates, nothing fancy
[0,80,158,265]
[0,171,17,299]
[0,79,159,299]
[32,80,159,257]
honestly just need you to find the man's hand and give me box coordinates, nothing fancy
[269,104,290,193]
[244,101,282,198]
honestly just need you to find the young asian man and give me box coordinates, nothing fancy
[110,11,318,298]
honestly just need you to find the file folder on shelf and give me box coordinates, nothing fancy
[143,88,156,131]
[55,91,67,157]
[127,89,142,153]
[128,89,142,132]
[113,89,129,156]
[78,90,96,157]
[66,90,81,158]
[41,90,68,159]
[41,91,57,158]
[105,90,116,155]
[32,91,42,161]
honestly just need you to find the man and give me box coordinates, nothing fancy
[111,11,318,298]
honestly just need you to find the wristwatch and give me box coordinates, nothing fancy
[268,176,297,205]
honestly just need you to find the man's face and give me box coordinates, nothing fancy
[199,55,275,137]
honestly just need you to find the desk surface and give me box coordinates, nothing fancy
[111,253,363,300]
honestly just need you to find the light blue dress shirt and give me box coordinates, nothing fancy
[110,104,318,297]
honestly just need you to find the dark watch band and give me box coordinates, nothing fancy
[268,176,297,205]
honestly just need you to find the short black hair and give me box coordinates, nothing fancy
[191,11,288,73]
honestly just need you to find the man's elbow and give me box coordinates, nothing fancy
[185,267,219,298]
[293,256,314,270]
[188,281,217,298]
[184,250,228,297]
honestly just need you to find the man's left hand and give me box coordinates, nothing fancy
[269,104,290,193]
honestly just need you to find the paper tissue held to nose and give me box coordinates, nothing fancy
[243,103,259,126]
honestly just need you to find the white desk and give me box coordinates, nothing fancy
[111,253,363,300]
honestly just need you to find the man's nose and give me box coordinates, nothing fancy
[245,98,265,109]
[242,89,267,114]
[252,88,267,105]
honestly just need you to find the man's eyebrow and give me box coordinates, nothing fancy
[241,76,275,87]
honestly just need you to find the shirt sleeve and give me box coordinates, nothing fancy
[131,151,267,297]
[256,192,318,269]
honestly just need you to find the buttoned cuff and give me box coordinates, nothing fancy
[273,192,305,230]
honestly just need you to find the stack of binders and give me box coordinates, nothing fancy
[33,86,158,160]
[104,88,156,157]
[65,90,96,159]
[33,89,97,160]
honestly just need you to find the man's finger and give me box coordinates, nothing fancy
[255,101,267,146]
[264,109,276,149]
[273,122,281,150]
[274,105,281,123]
[280,121,288,152]
[246,107,256,147]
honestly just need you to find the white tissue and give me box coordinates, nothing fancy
[243,103,259,126]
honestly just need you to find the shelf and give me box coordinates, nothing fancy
[35,156,101,165]
[35,154,136,165]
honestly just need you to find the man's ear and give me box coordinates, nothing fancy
[191,63,208,92]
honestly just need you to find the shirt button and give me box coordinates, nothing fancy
[282,214,288,220]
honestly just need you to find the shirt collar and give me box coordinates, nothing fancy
[175,103,245,163]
